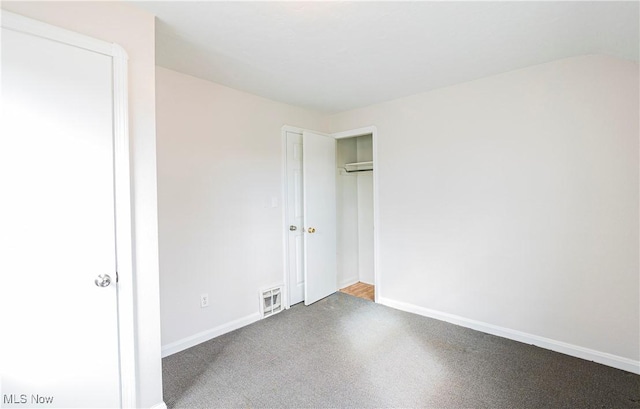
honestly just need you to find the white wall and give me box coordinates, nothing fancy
[155,67,326,352]
[329,55,640,368]
[1,2,164,407]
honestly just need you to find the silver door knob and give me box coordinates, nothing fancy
[95,274,112,287]
[289,225,297,231]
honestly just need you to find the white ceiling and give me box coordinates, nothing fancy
[132,1,639,113]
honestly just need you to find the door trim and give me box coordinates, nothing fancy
[331,126,380,303]
[2,11,136,408]
[281,125,380,306]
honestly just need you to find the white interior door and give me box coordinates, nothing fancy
[302,131,337,305]
[0,23,122,408]
[286,131,305,305]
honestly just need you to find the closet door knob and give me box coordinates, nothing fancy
[289,225,297,231]
[308,227,316,233]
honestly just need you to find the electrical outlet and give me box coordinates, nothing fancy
[200,294,209,308]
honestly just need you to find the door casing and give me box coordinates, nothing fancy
[1,11,136,408]
[281,125,380,308]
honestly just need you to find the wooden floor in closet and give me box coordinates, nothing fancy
[339,282,374,301]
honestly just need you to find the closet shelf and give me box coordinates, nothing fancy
[344,161,373,173]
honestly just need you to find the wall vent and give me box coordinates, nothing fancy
[261,286,282,318]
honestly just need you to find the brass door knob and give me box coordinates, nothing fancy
[307,227,316,233]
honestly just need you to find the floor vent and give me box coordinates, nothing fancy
[261,286,282,318]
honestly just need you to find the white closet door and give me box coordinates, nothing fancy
[302,131,337,305]
[0,24,121,408]
[286,131,305,305]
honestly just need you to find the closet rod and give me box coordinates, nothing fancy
[343,160,373,173]
[344,168,373,173]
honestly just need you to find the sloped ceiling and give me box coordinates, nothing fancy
[132,1,639,113]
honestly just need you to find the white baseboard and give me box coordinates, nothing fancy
[149,402,167,409]
[161,312,262,358]
[378,297,640,375]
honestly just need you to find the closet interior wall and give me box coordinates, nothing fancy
[337,135,374,288]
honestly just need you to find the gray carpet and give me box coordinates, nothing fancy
[162,292,640,408]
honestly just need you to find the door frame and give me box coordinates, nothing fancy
[281,125,380,307]
[2,12,137,408]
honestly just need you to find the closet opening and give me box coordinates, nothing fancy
[336,133,375,302]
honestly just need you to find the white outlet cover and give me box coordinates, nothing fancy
[200,294,209,308]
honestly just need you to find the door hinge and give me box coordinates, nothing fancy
[116,271,119,283]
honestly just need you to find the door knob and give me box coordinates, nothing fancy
[289,225,297,231]
[95,274,112,287]
[308,227,316,233]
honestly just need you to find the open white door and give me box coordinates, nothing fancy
[302,131,337,305]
